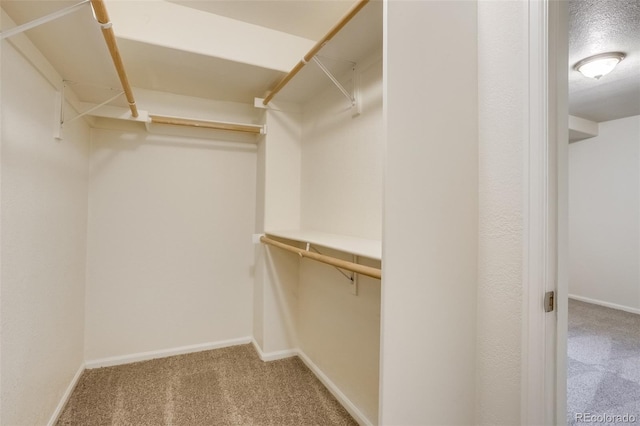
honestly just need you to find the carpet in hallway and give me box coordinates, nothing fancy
[567,299,640,425]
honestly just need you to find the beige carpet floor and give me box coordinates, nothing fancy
[57,344,357,426]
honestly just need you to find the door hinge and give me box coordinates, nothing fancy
[544,291,555,312]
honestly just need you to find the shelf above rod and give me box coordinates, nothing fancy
[262,0,369,105]
[149,115,265,134]
[0,0,89,40]
[260,235,381,280]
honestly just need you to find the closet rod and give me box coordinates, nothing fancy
[262,0,369,105]
[149,115,263,134]
[260,235,381,280]
[90,0,138,118]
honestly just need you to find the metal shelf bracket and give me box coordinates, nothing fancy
[312,56,361,117]
[56,80,123,140]
[308,244,358,292]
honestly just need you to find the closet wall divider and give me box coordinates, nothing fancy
[256,0,381,287]
[253,2,383,424]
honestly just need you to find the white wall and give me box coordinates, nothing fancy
[297,54,383,425]
[254,104,302,354]
[262,105,302,233]
[475,2,527,424]
[298,255,381,424]
[1,42,89,425]
[85,127,256,361]
[301,55,383,240]
[569,115,640,312]
[381,1,478,424]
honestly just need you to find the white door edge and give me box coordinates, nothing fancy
[521,0,568,425]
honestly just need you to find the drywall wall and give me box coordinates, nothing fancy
[253,130,267,349]
[255,241,299,355]
[298,254,381,424]
[569,115,640,312]
[253,104,302,354]
[381,1,478,424]
[301,55,383,240]
[569,115,599,142]
[85,127,257,361]
[1,42,89,425]
[475,2,526,423]
[296,54,382,425]
[262,105,302,233]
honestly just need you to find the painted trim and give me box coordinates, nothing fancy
[521,0,549,421]
[522,0,564,424]
[47,363,85,426]
[297,350,373,426]
[522,0,569,424]
[85,336,252,369]
[553,0,570,423]
[250,339,297,362]
[569,294,640,316]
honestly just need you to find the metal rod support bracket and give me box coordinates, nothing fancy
[57,80,124,138]
[351,255,359,295]
[309,244,355,283]
[311,56,356,107]
[65,91,123,124]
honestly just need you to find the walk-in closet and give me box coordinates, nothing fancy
[2,0,486,424]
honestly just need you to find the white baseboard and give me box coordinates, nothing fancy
[47,363,85,426]
[296,350,373,426]
[248,341,372,426]
[569,294,640,315]
[251,339,298,361]
[85,336,253,369]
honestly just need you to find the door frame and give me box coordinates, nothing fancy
[522,0,568,424]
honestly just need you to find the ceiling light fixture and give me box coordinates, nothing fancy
[574,52,626,80]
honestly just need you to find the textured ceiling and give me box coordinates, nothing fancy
[569,0,640,122]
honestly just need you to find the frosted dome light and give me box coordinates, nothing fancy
[575,52,625,80]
